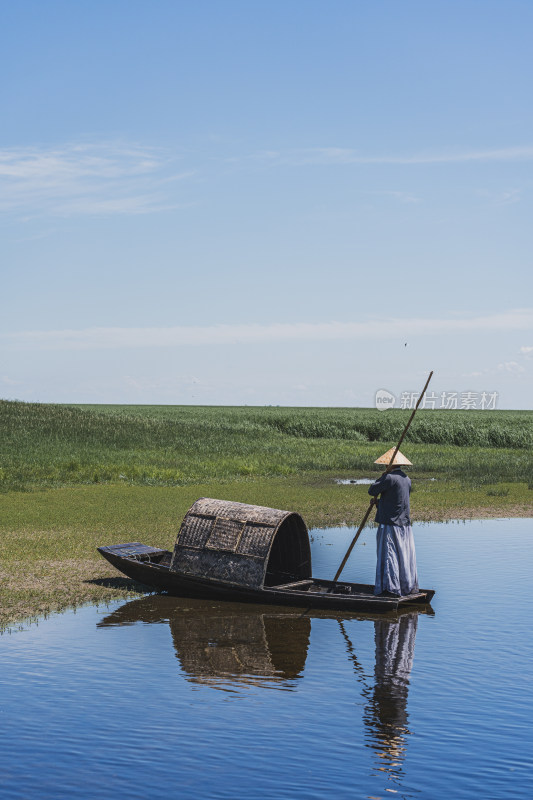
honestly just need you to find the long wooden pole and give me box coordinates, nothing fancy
[331,370,433,584]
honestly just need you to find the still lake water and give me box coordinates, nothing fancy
[1,518,532,800]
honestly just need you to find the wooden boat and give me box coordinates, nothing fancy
[98,498,435,612]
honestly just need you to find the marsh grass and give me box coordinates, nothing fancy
[1,400,532,491]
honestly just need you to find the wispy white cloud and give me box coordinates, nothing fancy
[519,345,533,357]
[0,142,194,217]
[498,361,526,374]
[374,190,421,204]
[3,138,532,220]
[3,309,532,351]
[476,187,522,206]
[231,144,533,167]
[123,374,202,392]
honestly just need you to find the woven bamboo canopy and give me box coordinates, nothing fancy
[170,498,312,589]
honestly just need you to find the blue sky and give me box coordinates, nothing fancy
[2,0,532,408]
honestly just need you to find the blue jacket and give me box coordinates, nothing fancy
[368,468,411,526]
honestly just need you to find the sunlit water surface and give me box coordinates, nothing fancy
[1,519,532,800]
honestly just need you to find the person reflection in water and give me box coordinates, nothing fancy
[365,611,418,780]
[368,448,418,597]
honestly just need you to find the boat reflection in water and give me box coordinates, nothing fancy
[98,595,311,691]
[99,597,431,779]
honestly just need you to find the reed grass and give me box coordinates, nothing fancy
[1,400,532,491]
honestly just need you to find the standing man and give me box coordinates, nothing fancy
[368,448,418,597]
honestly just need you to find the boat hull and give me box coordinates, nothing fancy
[98,544,435,613]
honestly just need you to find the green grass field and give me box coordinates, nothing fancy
[1,400,532,491]
[1,400,532,628]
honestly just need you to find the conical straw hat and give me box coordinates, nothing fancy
[374,447,413,466]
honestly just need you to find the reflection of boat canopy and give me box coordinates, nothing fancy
[98,595,310,688]
[171,611,310,686]
[171,498,312,589]
[98,498,435,611]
